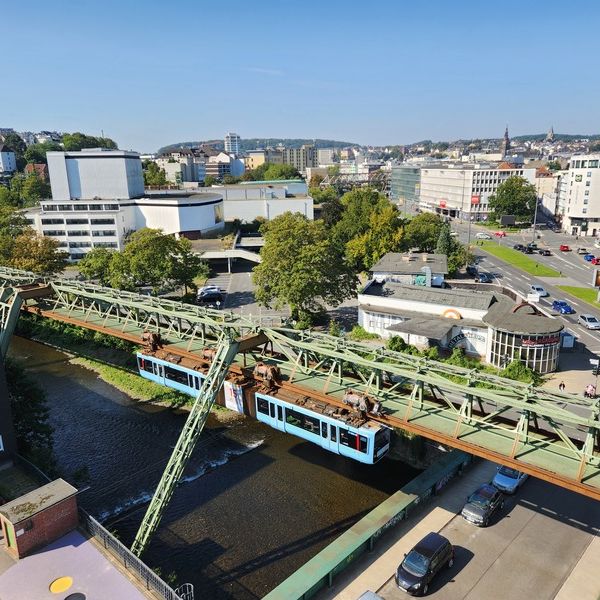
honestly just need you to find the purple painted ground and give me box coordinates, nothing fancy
[0,530,150,600]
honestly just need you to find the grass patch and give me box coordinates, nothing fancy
[479,241,561,276]
[71,357,192,407]
[557,286,600,308]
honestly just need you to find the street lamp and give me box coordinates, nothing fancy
[531,198,541,244]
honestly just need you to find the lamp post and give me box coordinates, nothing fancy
[531,198,540,244]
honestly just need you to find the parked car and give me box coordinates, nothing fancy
[577,247,589,255]
[579,314,600,329]
[539,249,552,256]
[357,592,384,600]
[591,257,600,265]
[560,244,571,252]
[492,465,528,494]
[395,532,454,596]
[197,291,224,308]
[475,272,493,283]
[197,285,221,297]
[494,231,506,237]
[584,254,596,262]
[466,265,478,276]
[523,246,534,254]
[530,284,548,297]
[461,483,505,527]
[450,231,459,237]
[552,300,575,314]
[476,232,491,240]
[513,244,525,251]
[527,242,538,250]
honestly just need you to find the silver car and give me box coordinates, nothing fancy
[579,314,600,330]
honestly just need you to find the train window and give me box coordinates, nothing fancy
[330,426,337,442]
[286,408,320,434]
[277,406,283,420]
[359,435,368,453]
[339,430,368,453]
[374,427,391,454]
[270,403,276,418]
[138,357,153,373]
[321,422,328,438]
[257,398,270,415]
[164,365,188,385]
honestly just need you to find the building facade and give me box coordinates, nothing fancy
[0,145,17,173]
[557,154,600,236]
[224,132,241,155]
[281,144,317,174]
[390,165,421,210]
[317,148,336,166]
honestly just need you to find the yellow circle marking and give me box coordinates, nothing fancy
[443,308,462,320]
[49,576,73,593]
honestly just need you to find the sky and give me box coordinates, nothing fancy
[2,0,600,152]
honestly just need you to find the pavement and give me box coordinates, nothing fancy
[317,459,600,600]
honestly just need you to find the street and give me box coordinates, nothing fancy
[378,476,600,600]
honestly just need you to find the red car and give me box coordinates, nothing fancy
[494,231,507,237]
[592,257,600,265]
[560,244,571,252]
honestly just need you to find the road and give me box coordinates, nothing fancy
[451,221,600,357]
[378,477,600,599]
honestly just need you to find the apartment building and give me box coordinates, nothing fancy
[244,148,283,170]
[281,144,317,174]
[224,132,241,155]
[0,145,17,173]
[557,154,600,236]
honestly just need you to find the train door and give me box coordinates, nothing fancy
[273,402,285,432]
[326,422,340,454]
[153,361,164,385]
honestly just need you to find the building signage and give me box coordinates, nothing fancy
[575,174,583,182]
[521,336,560,347]
[439,200,447,208]
[471,195,480,205]
[447,331,486,349]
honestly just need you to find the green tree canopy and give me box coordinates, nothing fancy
[0,173,51,208]
[345,203,405,271]
[77,247,116,285]
[404,212,444,252]
[489,176,537,222]
[253,212,357,321]
[546,160,562,171]
[2,132,27,170]
[435,223,452,256]
[168,237,209,294]
[62,132,117,151]
[242,163,300,181]
[7,230,68,275]
[317,189,344,229]
[204,175,217,186]
[143,161,168,186]
[0,205,29,262]
[24,142,62,164]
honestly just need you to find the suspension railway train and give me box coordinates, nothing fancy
[136,351,391,464]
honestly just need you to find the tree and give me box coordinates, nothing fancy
[346,203,405,271]
[435,224,452,256]
[546,160,562,172]
[143,162,168,186]
[0,205,29,262]
[319,191,344,229]
[489,176,537,222]
[404,212,444,252]
[168,237,209,294]
[253,212,357,321]
[262,163,300,180]
[62,132,117,151]
[223,174,241,184]
[77,247,116,285]
[2,132,26,170]
[309,173,324,187]
[0,173,50,208]
[204,175,217,186]
[8,230,68,275]
[24,142,62,164]
[327,165,340,177]
[447,242,473,276]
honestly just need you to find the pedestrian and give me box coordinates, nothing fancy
[559,381,565,392]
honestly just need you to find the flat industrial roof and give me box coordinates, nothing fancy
[0,479,77,524]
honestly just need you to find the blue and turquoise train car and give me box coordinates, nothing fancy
[137,352,204,396]
[255,393,391,464]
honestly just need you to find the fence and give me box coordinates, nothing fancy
[79,510,190,600]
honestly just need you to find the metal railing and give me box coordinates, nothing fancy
[79,509,191,600]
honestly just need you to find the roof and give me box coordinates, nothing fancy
[370,253,448,275]
[0,479,77,524]
[386,313,466,339]
[483,301,564,335]
[414,532,449,557]
[0,144,14,154]
[363,282,497,311]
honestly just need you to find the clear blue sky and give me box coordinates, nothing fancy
[3,0,599,151]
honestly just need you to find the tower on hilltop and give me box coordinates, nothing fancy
[545,126,555,143]
[501,125,511,156]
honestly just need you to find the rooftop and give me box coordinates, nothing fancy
[370,253,448,275]
[483,301,564,335]
[362,282,497,311]
[385,309,484,339]
[0,479,77,524]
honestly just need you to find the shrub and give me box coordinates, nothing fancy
[348,325,380,341]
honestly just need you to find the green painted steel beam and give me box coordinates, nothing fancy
[0,287,24,359]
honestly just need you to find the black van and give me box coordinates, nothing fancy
[395,532,454,596]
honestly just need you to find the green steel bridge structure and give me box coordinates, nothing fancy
[0,266,599,557]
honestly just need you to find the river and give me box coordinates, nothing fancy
[9,336,420,599]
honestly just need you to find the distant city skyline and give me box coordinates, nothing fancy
[3,0,600,152]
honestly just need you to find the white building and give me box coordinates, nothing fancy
[28,149,224,260]
[418,162,536,221]
[47,149,144,200]
[205,152,245,180]
[557,154,600,236]
[224,132,241,155]
[0,145,16,173]
[317,148,336,166]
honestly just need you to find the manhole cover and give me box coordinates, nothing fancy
[64,594,86,600]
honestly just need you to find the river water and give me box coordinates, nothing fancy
[9,336,420,599]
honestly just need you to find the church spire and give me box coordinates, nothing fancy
[501,125,510,156]
[546,126,555,142]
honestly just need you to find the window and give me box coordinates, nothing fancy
[588,172,592,177]
[257,397,269,415]
[586,181,591,186]
[88,204,102,211]
[58,204,73,211]
[138,356,154,373]
[74,204,89,211]
[90,218,115,225]
[330,425,337,442]
[42,204,57,211]
[41,218,64,225]
[91,230,116,237]
[277,405,283,420]
[69,253,86,260]
[43,230,65,236]
[68,242,91,248]
[269,403,275,418]
[285,407,320,434]
[321,422,328,438]
[583,208,588,214]
[585,190,590,196]
[164,365,188,385]
[589,160,599,168]
[67,230,88,237]
[104,204,119,210]
[66,218,89,224]
[339,429,368,453]
[93,242,118,248]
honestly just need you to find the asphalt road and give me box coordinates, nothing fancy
[378,477,600,599]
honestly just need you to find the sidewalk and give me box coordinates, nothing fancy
[318,459,498,600]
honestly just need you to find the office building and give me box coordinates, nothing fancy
[281,144,317,174]
[205,152,245,180]
[224,132,241,155]
[0,145,17,173]
[557,154,600,236]
[317,148,336,166]
[390,165,421,209]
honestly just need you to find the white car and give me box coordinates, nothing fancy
[476,232,492,240]
[530,284,549,297]
[197,285,221,297]
[579,314,600,329]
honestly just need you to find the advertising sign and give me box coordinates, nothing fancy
[471,195,480,205]
[439,200,447,208]
[224,381,244,413]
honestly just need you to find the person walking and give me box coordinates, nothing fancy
[559,381,566,392]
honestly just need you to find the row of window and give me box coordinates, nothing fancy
[42,230,117,238]
[571,160,599,169]
[257,400,369,453]
[42,203,119,212]
[40,218,115,225]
